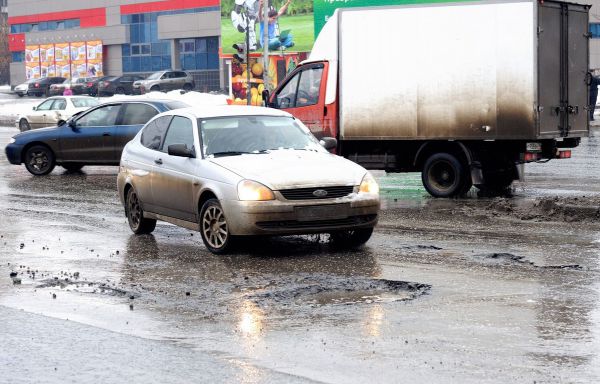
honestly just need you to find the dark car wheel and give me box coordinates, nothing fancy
[330,228,374,247]
[150,85,160,92]
[17,93,24,98]
[19,119,31,132]
[200,199,234,254]
[62,163,84,172]
[24,145,56,176]
[183,83,193,92]
[126,187,156,234]
[115,87,125,94]
[422,153,470,198]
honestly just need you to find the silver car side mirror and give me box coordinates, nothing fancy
[319,137,337,150]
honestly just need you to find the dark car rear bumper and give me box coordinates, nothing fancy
[5,143,24,165]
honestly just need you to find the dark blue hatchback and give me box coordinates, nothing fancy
[5,99,189,175]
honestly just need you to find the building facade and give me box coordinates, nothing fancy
[7,0,222,90]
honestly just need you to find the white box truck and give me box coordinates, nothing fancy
[265,0,590,197]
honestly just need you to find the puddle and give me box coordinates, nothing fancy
[244,275,430,307]
[472,253,584,271]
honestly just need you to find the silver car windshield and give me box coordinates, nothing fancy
[199,116,324,157]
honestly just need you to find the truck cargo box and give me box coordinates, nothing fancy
[335,0,589,141]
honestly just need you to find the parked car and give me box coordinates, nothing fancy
[82,76,112,96]
[117,105,380,254]
[48,77,95,96]
[98,75,144,96]
[5,99,190,175]
[132,70,195,94]
[27,77,67,97]
[16,96,100,131]
[14,78,37,97]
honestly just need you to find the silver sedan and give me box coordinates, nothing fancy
[117,106,380,253]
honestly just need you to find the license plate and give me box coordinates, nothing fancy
[526,142,542,152]
[295,204,350,222]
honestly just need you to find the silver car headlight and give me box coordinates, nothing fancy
[237,180,275,201]
[358,172,380,195]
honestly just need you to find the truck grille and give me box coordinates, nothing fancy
[279,186,354,200]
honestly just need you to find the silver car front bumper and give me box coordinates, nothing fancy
[221,194,380,236]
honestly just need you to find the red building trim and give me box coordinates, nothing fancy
[8,33,26,52]
[120,0,219,15]
[8,8,106,28]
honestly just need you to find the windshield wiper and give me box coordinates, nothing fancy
[209,151,251,157]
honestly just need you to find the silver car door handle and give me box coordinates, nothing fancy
[154,158,163,165]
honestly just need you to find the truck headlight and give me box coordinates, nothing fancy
[359,172,379,195]
[237,180,275,201]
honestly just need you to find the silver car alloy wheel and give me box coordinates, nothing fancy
[202,205,228,249]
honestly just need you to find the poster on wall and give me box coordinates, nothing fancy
[54,43,70,78]
[221,0,314,55]
[229,52,306,104]
[313,0,445,36]
[86,40,104,77]
[23,41,104,80]
[40,44,54,78]
[25,45,40,79]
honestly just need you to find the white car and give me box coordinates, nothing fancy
[117,105,380,254]
[16,96,100,131]
[14,78,37,97]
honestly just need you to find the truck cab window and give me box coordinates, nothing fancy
[296,67,323,107]
[275,67,323,109]
[276,74,299,108]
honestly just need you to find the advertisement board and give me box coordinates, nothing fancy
[221,0,314,55]
[229,52,306,105]
[23,41,104,80]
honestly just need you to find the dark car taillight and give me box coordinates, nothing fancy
[34,83,40,88]
[87,82,93,87]
[102,81,110,87]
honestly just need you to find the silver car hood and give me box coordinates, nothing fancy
[208,150,366,190]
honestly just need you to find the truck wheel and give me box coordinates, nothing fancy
[476,165,517,196]
[422,153,470,198]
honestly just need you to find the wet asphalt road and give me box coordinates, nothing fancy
[1,125,600,383]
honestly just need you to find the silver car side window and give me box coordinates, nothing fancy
[141,116,172,151]
[161,116,194,153]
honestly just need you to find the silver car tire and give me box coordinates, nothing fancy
[19,118,31,132]
[329,228,374,248]
[200,199,234,254]
[126,187,157,235]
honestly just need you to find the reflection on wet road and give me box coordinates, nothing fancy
[1,126,600,382]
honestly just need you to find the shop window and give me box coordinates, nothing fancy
[11,52,24,63]
[591,23,600,38]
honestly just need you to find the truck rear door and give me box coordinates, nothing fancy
[538,1,589,137]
